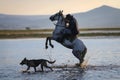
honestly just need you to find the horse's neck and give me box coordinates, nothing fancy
[57,17,65,27]
[54,18,65,32]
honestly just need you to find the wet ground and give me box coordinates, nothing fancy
[0,37,120,80]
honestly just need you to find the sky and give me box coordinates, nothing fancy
[0,0,120,15]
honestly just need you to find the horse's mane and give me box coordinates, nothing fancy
[60,13,65,22]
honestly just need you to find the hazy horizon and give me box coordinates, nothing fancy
[0,0,120,15]
[0,5,119,16]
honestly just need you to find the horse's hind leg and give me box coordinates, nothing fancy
[72,50,81,62]
[80,48,87,64]
[72,50,86,65]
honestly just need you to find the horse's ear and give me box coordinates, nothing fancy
[59,10,63,15]
[59,10,63,13]
[24,57,27,60]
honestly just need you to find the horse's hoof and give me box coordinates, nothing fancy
[45,46,48,49]
[50,44,54,48]
[51,45,54,48]
[75,63,81,67]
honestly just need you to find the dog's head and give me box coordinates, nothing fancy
[20,57,27,65]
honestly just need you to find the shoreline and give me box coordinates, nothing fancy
[0,35,120,40]
[0,28,120,39]
[0,33,120,39]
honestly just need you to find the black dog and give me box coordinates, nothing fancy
[20,58,55,72]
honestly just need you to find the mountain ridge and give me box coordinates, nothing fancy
[0,5,120,30]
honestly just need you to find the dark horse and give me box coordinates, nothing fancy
[45,11,87,66]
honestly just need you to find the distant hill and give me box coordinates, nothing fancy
[0,5,120,30]
[74,5,120,28]
[0,14,53,30]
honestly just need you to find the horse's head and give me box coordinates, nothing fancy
[50,10,64,21]
[49,10,65,43]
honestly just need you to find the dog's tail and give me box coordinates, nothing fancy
[47,60,56,64]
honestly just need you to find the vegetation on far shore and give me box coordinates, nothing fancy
[0,28,120,39]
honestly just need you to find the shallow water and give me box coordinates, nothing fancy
[0,37,120,80]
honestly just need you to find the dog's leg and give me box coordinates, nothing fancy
[45,66,53,71]
[44,63,53,71]
[26,66,30,71]
[41,65,44,72]
[34,67,37,72]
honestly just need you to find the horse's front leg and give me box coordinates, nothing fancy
[45,37,54,49]
[45,37,49,49]
[48,37,54,48]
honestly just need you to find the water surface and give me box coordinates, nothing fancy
[0,37,120,80]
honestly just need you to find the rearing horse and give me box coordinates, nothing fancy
[45,11,87,65]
